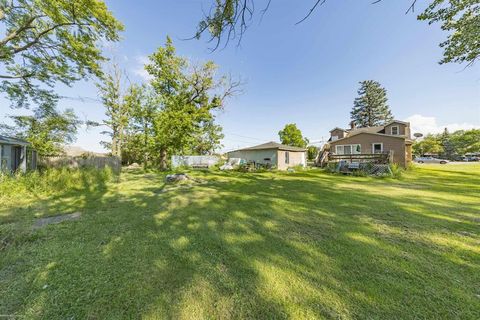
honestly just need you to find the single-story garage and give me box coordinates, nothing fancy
[226,141,306,170]
[0,135,37,172]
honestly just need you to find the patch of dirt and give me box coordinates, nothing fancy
[33,212,82,229]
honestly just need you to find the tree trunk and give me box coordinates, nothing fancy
[159,147,167,171]
[143,123,148,170]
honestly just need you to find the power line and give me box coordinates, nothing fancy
[223,131,271,142]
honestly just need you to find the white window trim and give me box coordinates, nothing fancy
[391,125,399,135]
[335,144,361,155]
[372,143,383,154]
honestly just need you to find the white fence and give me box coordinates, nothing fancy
[171,155,219,168]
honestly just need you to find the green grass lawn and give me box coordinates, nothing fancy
[1,164,479,319]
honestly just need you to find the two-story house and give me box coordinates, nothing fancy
[327,120,413,167]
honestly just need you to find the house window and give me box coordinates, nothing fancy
[331,135,339,141]
[391,126,399,135]
[285,151,289,164]
[335,144,361,155]
[372,143,383,154]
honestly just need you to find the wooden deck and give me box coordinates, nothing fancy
[328,153,390,164]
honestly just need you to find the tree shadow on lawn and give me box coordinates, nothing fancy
[1,169,479,319]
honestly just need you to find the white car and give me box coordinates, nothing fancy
[415,157,449,164]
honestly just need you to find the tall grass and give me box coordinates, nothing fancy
[0,167,117,201]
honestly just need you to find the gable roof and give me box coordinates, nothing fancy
[346,126,385,136]
[229,141,307,152]
[0,135,30,146]
[385,120,409,126]
[329,131,408,144]
[329,127,346,133]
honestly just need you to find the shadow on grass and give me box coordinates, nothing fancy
[1,167,479,318]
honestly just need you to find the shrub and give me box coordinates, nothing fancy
[325,162,338,173]
[389,163,403,179]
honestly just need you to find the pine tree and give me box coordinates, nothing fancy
[440,128,455,159]
[350,80,393,128]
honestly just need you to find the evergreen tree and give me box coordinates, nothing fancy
[350,80,393,128]
[440,128,455,159]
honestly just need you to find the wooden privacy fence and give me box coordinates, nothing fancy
[40,156,121,172]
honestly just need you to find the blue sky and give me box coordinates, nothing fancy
[1,0,479,152]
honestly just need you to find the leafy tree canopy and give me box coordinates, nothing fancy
[128,37,239,169]
[195,1,479,66]
[412,134,444,156]
[0,0,123,109]
[350,80,393,128]
[418,0,479,66]
[307,145,318,161]
[412,129,480,157]
[278,123,309,148]
[0,105,80,156]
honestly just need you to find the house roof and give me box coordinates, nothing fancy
[329,131,408,144]
[229,141,307,152]
[346,126,385,136]
[385,120,409,126]
[0,135,30,146]
[329,127,346,133]
[330,120,409,135]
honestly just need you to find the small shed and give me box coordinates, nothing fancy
[0,135,37,172]
[226,141,306,170]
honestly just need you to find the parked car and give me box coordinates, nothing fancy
[415,157,449,164]
[462,156,479,162]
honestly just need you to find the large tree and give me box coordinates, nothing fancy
[449,129,480,154]
[0,0,123,109]
[195,1,479,66]
[144,37,240,170]
[350,80,393,128]
[94,64,133,159]
[123,84,157,168]
[0,105,80,156]
[278,123,309,148]
[412,134,443,156]
[412,129,480,157]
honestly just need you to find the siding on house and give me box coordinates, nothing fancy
[384,122,410,137]
[276,150,306,170]
[329,133,409,167]
[330,129,346,140]
[227,149,278,166]
[226,142,307,170]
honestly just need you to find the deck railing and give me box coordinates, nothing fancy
[328,152,391,164]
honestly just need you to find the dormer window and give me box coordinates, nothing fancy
[391,126,399,135]
[331,136,338,141]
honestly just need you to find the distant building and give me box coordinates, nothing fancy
[226,141,306,170]
[0,135,37,172]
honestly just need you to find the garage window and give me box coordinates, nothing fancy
[285,151,289,164]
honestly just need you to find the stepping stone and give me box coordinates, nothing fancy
[33,212,82,229]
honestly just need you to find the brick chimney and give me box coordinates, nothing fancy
[349,121,356,130]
